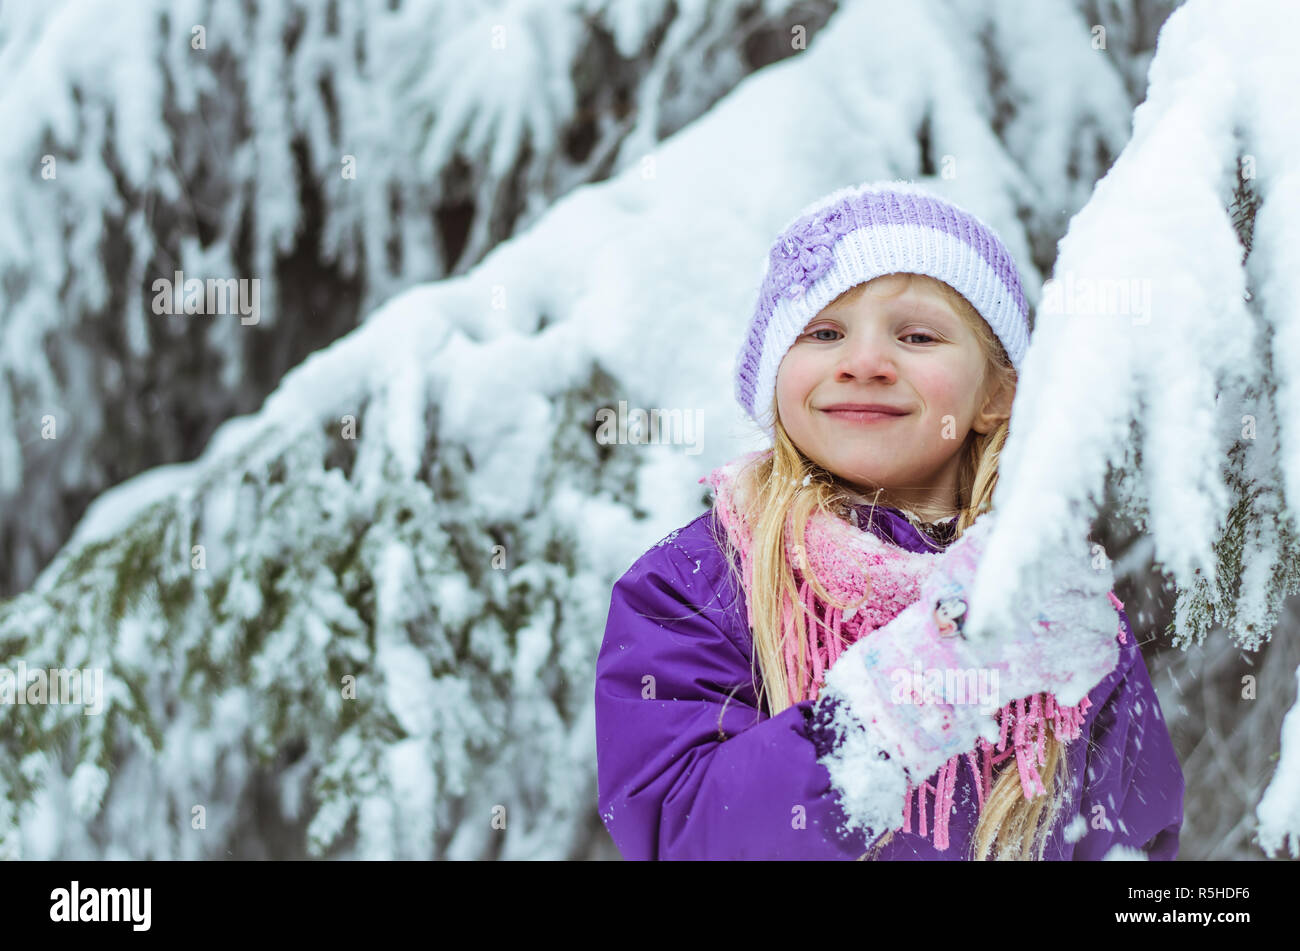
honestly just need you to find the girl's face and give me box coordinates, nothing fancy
[775,273,1012,519]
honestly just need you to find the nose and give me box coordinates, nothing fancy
[832,328,898,384]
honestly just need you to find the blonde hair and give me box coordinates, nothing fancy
[713,274,1069,860]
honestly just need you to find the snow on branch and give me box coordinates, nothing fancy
[965,0,1300,857]
[0,0,826,599]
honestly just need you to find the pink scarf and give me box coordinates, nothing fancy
[701,451,1126,851]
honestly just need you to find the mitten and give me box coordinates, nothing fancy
[808,510,1121,841]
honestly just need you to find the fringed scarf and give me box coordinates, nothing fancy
[701,451,1127,852]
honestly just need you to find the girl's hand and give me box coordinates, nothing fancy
[914,510,1121,706]
[818,510,1121,786]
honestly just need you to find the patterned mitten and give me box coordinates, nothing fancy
[808,510,1121,840]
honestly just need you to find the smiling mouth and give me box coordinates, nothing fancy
[820,408,909,423]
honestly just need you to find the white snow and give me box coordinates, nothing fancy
[1256,663,1300,857]
[960,0,1300,855]
[1101,843,1150,861]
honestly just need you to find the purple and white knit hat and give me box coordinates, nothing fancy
[734,180,1030,440]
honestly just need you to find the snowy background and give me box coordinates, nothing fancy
[0,0,1296,859]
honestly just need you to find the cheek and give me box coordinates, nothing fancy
[913,364,977,415]
[776,353,818,402]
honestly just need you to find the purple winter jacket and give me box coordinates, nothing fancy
[594,504,1186,860]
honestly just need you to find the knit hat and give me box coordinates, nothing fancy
[733,180,1031,440]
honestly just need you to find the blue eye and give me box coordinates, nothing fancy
[795,328,941,342]
[805,328,938,344]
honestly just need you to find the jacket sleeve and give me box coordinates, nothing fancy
[1073,607,1185,860]
[594,522,880,860]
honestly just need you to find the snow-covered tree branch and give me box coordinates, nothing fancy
[965,0,1300,857]
[0,0,828,599]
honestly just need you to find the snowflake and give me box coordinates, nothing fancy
[655,528,681,548]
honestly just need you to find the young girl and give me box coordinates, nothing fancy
[594,180,1185,860]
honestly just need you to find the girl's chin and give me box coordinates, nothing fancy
[818,463,897,490]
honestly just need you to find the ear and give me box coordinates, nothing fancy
[972,375,1014,435]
